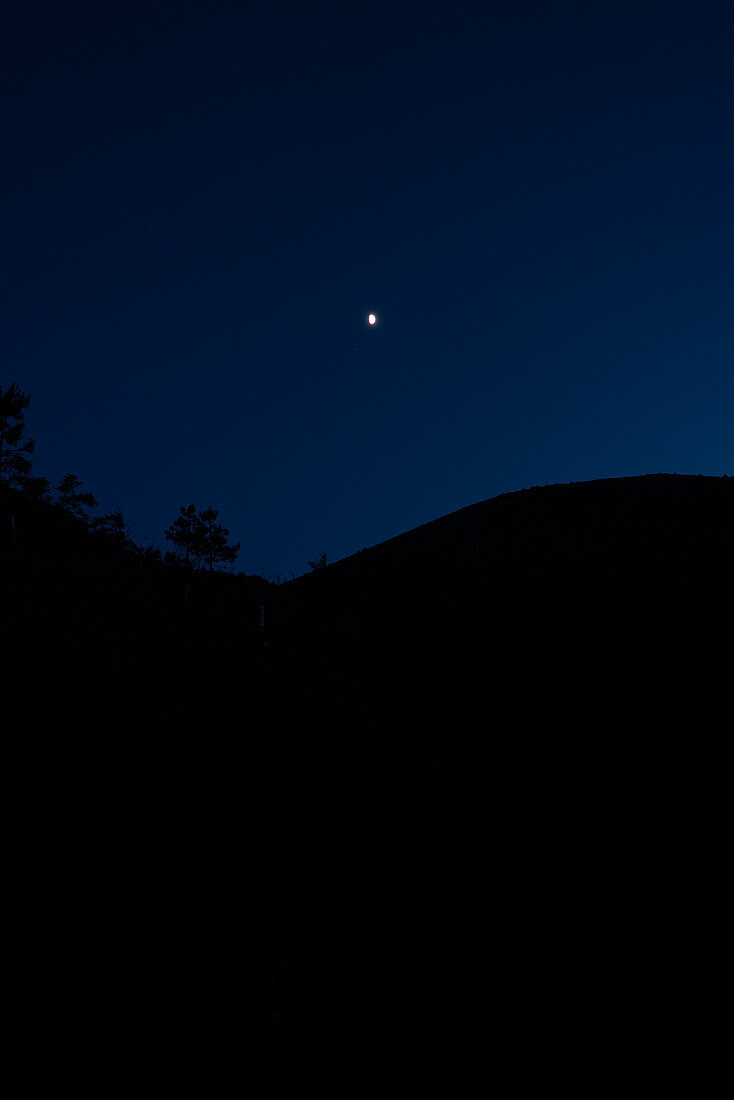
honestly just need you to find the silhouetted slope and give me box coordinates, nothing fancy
[264,475,732,1037]
[5,474,731,1043]
[276,473,734,663]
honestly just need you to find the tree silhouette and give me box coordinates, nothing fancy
[90,507,129,549]
[164,504,204,567]
[55,473,99,522]
[309,552,328,571]
[199,506,240,572]
[164,505,240,571]
[0,382,35,487]
[20,475,51,500]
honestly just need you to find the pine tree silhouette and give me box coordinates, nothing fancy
[0,382,35,487]
[164,505,240,571]
[199,506,240,572]
[164,504,204,567]
[55,473,99,522]
[90,507,129,549]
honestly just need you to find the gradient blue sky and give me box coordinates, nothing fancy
[3,1,733,576]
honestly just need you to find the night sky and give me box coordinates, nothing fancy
[3,1,733,577]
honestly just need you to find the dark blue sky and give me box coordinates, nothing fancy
[3,1,733,576]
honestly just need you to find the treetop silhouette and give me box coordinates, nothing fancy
[199,506,240,572]
[90,506,130,549]
[55,473,99,522]
[164,504,201,566]
[164,504,240,572]
[0,381,35,488]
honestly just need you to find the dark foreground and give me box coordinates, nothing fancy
[6,476,731,1057]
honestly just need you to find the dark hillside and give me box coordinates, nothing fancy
[266,474,732,1040]
[279,473,733,650]
[272,472,733,773]
[5,474,731,1047]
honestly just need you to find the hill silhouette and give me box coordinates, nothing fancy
[273,472,732,769]
[5,473,731,1046]
[268,473,732,1041]
[281,471,733,649]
